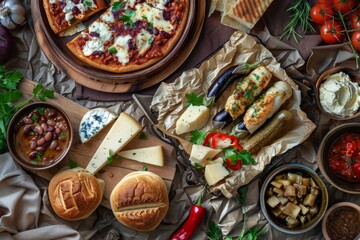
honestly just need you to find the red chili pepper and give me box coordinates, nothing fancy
[170,188,206,240]
[226,158,242,170]
[203,132,243,151]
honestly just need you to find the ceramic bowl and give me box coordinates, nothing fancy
[317,123,360,194]
[6,102,73,170]
[260,163,328,234]
[322,202,360,240]
[315,66,360,120]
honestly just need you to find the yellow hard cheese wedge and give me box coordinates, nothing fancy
[175,105,210,135]
[204,163,229,186]
[118,145,164,167]
[189,145,221,167]
[86,112,142,174]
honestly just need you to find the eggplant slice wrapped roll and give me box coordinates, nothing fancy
[225,66,272,121]
[243,81,293,134]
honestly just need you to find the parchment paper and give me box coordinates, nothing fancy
[151,30,316,197]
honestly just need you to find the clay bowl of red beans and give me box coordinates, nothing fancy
[317,123,360,194]
[6,102,73,170]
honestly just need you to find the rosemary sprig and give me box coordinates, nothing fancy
[280,0,315,43]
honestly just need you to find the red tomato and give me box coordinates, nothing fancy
[320,21,343,44]
[351,31,360,51]
[310,4,334,25]
[333,0,355,14]
[226,158,242,170]
[318,0,334,5]
[350,9,360,30]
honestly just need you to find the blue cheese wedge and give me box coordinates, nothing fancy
[86,112,143,174]
[118,145,164,166]
[79,108,117,143]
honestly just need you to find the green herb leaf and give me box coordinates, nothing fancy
[119,10,136,28]
[194,163,204,170]
[139,132,147,140]
[36,152,43,161]
[185,92,204,107]
[85,1,92,6]
[147,22,153,30]
[112,1,126,11]
[148,35,154,44]
[37,87,55,102]
[142,165,148,171]
[224,237,233,240]
[224,148,255,166]
[107,149,114,164]
[0,70,23,90]
[207,220,222,240]
[189,130,208,145]
[0,90,22,103]
[69,159,78,169]
[142,15,148,21]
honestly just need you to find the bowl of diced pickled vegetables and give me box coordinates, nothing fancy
[259,163,328,234]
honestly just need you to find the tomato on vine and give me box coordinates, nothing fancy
[310,4,334,25]
[333,0,355,14]
[320,21,343,44]
[351,31,360,51]
[350,9,360,30]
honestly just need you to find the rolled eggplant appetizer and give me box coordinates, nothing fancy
[212,66,272,129]
[233,81,292,134]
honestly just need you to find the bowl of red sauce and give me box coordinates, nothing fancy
[7,102,73,170]
[317,123,360,194]
[322,202,360,240]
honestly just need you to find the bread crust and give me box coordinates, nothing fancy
[48,167,104,221]
[66,0,189,73]
[110,171,169,231]
[43,0,107,35]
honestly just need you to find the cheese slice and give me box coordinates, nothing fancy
[189,145,221,167]
[204,163,229,186]
[86,112,143,174]
[175,105,210,135]
[118,145,164,167]
[79,108,117,143]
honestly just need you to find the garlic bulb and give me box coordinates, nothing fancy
[0,0,26,29]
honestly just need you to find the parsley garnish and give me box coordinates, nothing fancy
[207,220,222,240]
[0,65,55,154]
[112,1,126,11]
[31,114,38,123]
[36,152,43,161]
[85,1,92,7]
[35,107,46,116]
[147,23,153,30]
[224,148,255,165]
[185,92,204,107]
[142,15,148,21]
[194,163,204,170]
[119,10,135,28]
[142,165,148,171]
[109,47,117,54]
[148,35,154,44]
[244,89,253,99]
[107,149,114,164]
[69,159,78,169]
[139,132,147,140]
[189,130,208,145]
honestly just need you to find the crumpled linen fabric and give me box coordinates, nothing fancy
[0,153,97,240]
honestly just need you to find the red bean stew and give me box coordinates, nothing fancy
[326,206,360,240]
[13,107,70,165]
[328,133,360,182]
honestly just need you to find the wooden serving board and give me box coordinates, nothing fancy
[31,0,206,93]
[18,79,176,208]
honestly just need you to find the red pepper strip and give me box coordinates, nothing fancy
[203,132,218,146]
[170,188,206,240]
[226,158,242,170]
[209,133,243,151]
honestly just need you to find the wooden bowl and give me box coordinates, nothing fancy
[322,202,360,240]
[317,123,360,194]
[6,102,73,170]
[315,66,360,120]
[259,163,328,234]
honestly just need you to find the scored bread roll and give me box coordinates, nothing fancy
[48,167,104,221]
[110,171,169,232]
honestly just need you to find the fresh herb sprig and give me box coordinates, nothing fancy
[0,66,55,153]
[185,92,204,107]
[280,0,315,43]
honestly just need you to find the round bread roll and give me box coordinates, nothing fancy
[110,171,169,231]
[48,167,104,221]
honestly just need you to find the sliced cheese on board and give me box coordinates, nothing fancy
[79,108,117,143]
[118,145,164,167]
[175,105,210,135]
[86,112,143,174]
[204,163,229,186]
[189,145,221,166]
